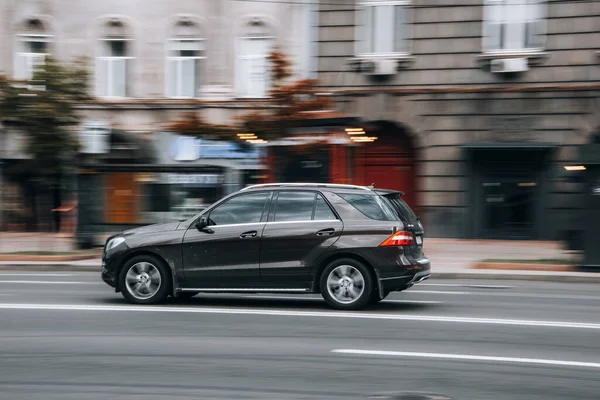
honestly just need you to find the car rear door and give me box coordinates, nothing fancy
[259,190,343,288]
[379,191,425,259]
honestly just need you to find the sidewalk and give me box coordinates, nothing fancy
[0,235,595,282]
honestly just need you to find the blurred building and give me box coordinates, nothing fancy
[1,0,599,244]
[0,0,318,239]
[315,0,600,241]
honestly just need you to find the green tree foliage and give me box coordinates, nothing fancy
[0,57,91,186]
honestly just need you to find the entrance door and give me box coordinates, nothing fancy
[353,134,416,208]
[481,178,538,239]
[105,172,138,223]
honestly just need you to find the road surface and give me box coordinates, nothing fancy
[0,270,599,399]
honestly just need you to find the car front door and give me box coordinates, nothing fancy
[259,190,343,288]
[182,191,272,288]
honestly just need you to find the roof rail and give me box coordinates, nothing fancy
[240,183,372,191]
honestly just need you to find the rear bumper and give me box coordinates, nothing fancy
[378,257,431,294]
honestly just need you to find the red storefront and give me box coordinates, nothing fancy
[259,114,417,210]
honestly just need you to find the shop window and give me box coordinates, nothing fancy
[356,0,412,56]
[482,0,546,53]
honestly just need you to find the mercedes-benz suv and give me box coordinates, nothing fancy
[101,183,431,310]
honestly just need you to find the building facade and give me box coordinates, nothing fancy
[0,0,318,236]
[315,0,600,241]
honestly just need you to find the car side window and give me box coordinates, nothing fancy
[314,194,337,221]
[208,192,269,226]
[272,191,316,222]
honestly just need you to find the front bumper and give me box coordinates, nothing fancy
[378,257,431,294]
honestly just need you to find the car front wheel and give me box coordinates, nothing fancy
[119,255,171,305]
[320,258,374,310]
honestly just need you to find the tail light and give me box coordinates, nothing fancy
[379,231,415,247]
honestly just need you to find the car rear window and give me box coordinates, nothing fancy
[380,193,418,222]
[338,193,398,221]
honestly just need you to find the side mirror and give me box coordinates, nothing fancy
[195,217,209,231]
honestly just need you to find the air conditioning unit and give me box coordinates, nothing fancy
[490,58,529,74]
[362,59,398,76]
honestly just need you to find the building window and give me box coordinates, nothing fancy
[236,17,276,98]
[483,0,547,53]
[236,37,274,98]
[166,39,205,98]
[96,19,133,98]
[356,1,412,56]
[14,35,50,80]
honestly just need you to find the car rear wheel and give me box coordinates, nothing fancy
[320,258,374,310]
[119,255,171,305]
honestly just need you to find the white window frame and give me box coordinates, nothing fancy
[482,0,547,55]
[14,34,52,81]
[355,0,412,58]
[165,38,206,99]
[235,35,275,99]
[96,38,134,99]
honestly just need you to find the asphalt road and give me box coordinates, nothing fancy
[1,271,600,400]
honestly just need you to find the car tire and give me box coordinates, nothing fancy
[320,258,374,310]
[119,255,171,305]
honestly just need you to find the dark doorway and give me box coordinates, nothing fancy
[469,147,553,240]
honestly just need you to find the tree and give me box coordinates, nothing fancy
[0,57,91,230]
[166,47,334,144]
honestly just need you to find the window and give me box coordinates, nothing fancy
[483,0,546,53]
[357,1,412,56]
[338,193,398,221]
[380,192,418,222]
[208,192,269,226]
[14,35,50,81]
[96,39,132,97]
[271,192,338,222]
[166,39,205,98]
[314,195,338,221]
[272,192,316,222]
[237,36,274,98]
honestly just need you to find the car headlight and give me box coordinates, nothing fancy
[105,237,126,252]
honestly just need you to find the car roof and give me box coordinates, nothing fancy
[240,183,405,196]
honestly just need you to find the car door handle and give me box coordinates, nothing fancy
[240,230,258,238]
[316,228,335,236]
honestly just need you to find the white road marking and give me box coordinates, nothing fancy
[0,273,76,277]
[0,281,94,285]
[243,296,441,305]
[409,290,600,301]
[330,349,600,369]
[420,283,515,289]
[0,303,598,330]
[409,290,472,295]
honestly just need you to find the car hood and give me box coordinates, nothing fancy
[122,221,181,237]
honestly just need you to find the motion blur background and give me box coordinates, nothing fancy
[0,0,599,251]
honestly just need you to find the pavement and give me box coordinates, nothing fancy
[0,271,599,399]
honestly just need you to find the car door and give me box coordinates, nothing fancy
[259,190,343,288]
[181,191,272,288]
